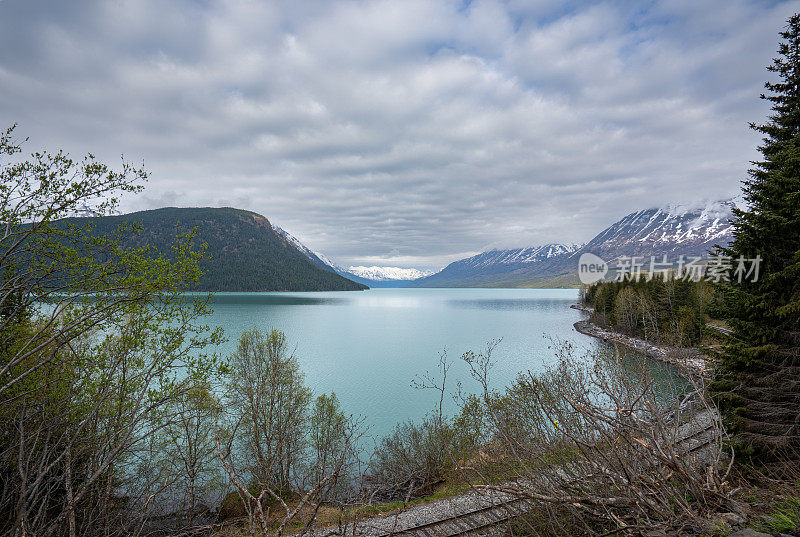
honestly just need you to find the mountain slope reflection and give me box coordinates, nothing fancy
[445,298,570,311]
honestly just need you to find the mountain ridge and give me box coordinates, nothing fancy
[63,207,368,292]
[578,199,735,262]
[409,199,736,288]
[407,243,582,288]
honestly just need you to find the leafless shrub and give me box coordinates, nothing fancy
[366,417,453,502]
[456,340,735,536]
[215,328,365,537]
[366,349,474,503]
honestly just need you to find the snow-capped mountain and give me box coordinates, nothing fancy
[580,198,735,261]
[409,243,583,287]
[411,199,736,288]
[274,198,737,289]
[448,244,583,271]
[347,266,434,281]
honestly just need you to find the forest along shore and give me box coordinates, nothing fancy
[570,304,710,378]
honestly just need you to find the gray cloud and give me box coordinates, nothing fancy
[1,0,796,270]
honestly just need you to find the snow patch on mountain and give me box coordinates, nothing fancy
[273,225,313,256]
[457,243,584,269]
[347,266,434,281]
[271,225,433,283]
[272,225,342,271]
[311,250,339,271]
[581,198,736,261]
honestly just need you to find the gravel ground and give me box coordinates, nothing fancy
[311,488,516,537]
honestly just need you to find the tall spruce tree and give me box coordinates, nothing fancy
[711,15,800,464]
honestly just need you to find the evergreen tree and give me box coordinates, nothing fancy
[711,15,800,464]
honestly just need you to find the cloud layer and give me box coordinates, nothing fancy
[1,0,796,269]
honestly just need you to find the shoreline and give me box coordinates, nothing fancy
[571,304,709,377]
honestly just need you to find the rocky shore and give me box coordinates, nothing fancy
[571,305,709,377]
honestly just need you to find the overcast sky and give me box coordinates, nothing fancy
[1,0,796,270]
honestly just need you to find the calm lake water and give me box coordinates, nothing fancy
[203,288,668,443]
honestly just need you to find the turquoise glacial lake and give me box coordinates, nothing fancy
[203,288,656,444]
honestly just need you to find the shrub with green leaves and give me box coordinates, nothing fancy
[0,125,223,536]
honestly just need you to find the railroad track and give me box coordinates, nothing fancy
[705,323,734,336]
[371,424,719,537]
[674,417,721,455]
[674,422,715,448]
[373,497,530,537]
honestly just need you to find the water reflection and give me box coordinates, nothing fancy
[592,343,690,402]
[445,298,573,311]
[205,293,347,306]
[192,288,592,439]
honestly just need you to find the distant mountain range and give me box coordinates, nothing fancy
[347,266,434,281]
[66,208,368,292]
[279,198,736,289]
[78,199,736,292]
[406,199,737,288]
[406,243,583,288]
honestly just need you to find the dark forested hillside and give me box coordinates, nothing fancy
[61,207,368,291]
